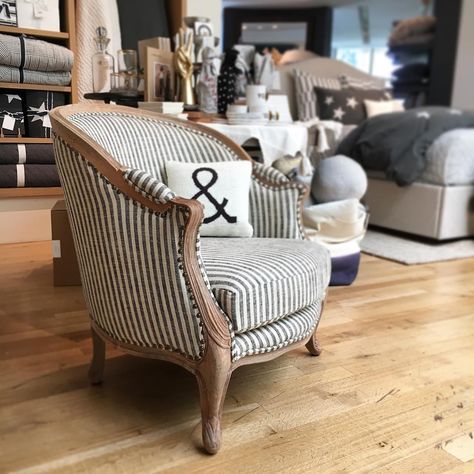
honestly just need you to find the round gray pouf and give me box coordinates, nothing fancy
[311,155,368,203]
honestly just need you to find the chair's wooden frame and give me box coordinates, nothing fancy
[50,104,325,454]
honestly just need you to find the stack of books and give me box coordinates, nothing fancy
[138,102,187,119]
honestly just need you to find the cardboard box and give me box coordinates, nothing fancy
[51,200,81,286]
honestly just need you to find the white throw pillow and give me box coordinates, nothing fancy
[364,99,405,118]
[165,161,254,237]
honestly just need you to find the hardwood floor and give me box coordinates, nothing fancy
[0,241,473,473]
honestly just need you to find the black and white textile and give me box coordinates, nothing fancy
[166,161,254,237]
[54,110,331,362]
[25,91,66,138]
[123,168,176,204]
[0,64,71,86]
[0,164,59,187]
[232,300,323,361]
[201,237,330,334]
[315,86,390,125]
[293,69,341,121]
[0,33,74,72]
[0,89,24,136]
[0,143,55,164]
[68,111,307,240]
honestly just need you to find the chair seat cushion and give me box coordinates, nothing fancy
[200,238,331,334]
[232,299,323,361]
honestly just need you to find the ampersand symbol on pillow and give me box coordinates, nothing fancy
[191,167,237,224]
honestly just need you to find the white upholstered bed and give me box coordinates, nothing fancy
[278,57,474,240]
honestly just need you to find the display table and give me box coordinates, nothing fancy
[203,122,312,175]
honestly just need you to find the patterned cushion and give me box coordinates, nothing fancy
[200,237,331,334]
[293,69,341,121]
[123,168,176,203]
[315,86,390,125]
[232,299,323,361]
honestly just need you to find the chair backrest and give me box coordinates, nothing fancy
[49,104,251,360]
[64,106,247,181]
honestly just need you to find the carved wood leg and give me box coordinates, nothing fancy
[306,300,325,356]
[88,326,106,385]
[196,342,232,454]
[305,330,322,356]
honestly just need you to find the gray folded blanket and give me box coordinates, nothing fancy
[0,33,73,72]
[0,144,56,165]
[0,64,71,85]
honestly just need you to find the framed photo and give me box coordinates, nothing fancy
[145,47,175,102]
[0,0,18,27]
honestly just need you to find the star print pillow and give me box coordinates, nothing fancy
[314,87,390,125]
[165,160,254,237]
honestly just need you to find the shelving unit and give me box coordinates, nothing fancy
[0,25,70,39]
[0,0,75,181]
[0,0,76,243]
[0,82,72,93]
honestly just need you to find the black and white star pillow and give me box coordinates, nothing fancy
[314,86,391,124]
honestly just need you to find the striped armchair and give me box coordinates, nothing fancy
[50,104,331,454]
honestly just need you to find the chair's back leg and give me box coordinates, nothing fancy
[89,325,106,385]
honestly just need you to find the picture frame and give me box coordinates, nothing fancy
[145,47,175,102]
[0,0,18,27]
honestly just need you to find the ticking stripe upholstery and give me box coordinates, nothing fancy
[54,109,331,363]
[232,300,323,361]
[53,138,206,360]
[201,238,330,334]
[123,168,176,204]
[293,69,341,121]
[68,111,305,240]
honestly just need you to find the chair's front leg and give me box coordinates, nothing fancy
[196,341,232,454]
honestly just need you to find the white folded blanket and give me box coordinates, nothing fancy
[303,199,368,243]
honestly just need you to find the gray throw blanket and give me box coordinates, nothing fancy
[0,64,71,85]
[0,34,73,72]
[337,107,474,185]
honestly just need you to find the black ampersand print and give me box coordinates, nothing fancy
[191,167,237,224]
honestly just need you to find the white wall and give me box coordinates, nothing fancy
[187,0,222,41]
[451,0,474,110]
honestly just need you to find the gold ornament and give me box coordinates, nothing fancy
[175,28,195,105]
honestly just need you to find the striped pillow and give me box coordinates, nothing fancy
[339,74,386,90]
[293,69,341,121]
[123,168,176,204]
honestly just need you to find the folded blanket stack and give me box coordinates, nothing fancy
[0,144,60,187]
[388,16,436,49]
[0,33,73,86]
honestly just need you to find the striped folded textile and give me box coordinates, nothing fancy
[0,64,71,86]
[0,164,60,187]
[0,33,73,72]
[0,144,56,165]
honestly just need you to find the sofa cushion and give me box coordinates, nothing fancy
[200,237,331,334]
[232,299,323,361]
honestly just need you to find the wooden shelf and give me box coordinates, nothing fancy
[0,25,69,40]
[0,82,71,93]
[0,137,52,144]
[0,187,63,198]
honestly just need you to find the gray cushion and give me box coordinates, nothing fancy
[232,299,323,361]
[312,155,368,203]
[200,237,331,334]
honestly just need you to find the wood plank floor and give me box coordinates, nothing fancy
[0,241,473,473]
